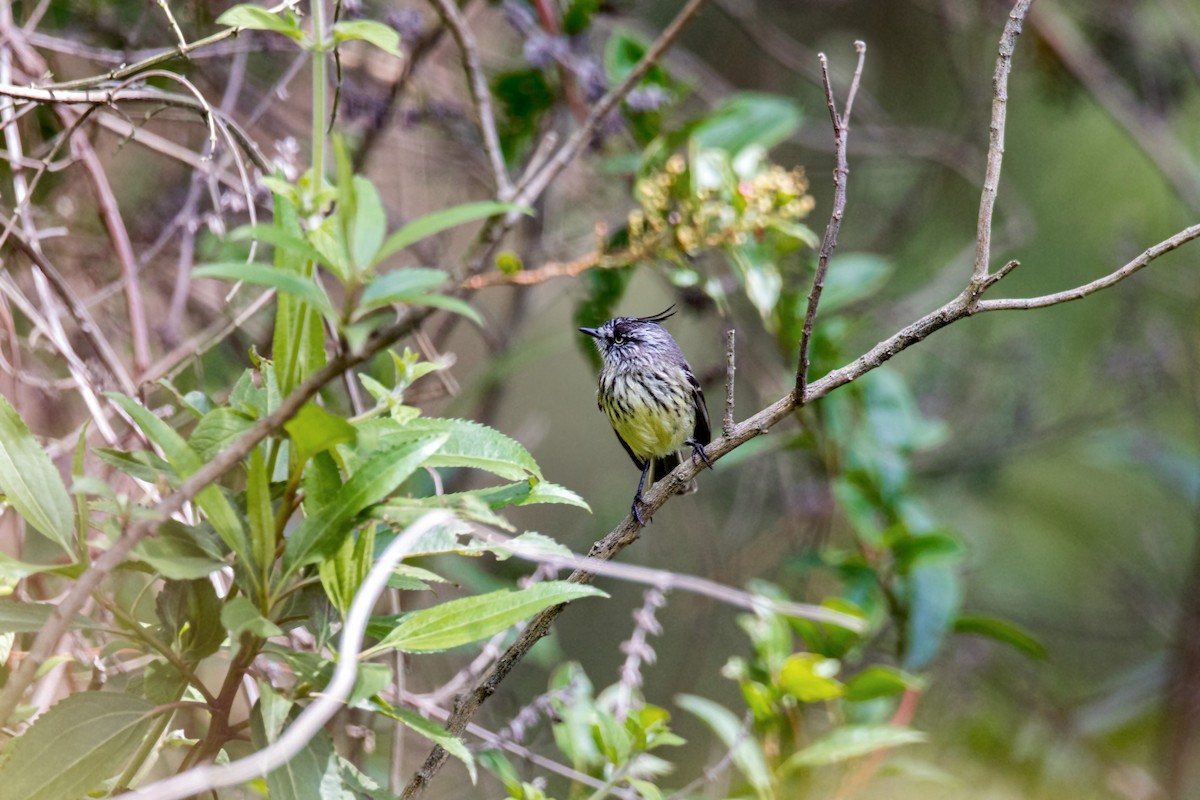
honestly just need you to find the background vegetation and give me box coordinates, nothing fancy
[0,1,1196,799]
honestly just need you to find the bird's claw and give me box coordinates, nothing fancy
[687,438,712,469]
[631,496,649,525]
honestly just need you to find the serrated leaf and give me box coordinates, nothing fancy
[675,694,772,799]
[217,4,303,39]
[367,581,606,654]
[373,701,476,782]
[0,692,156,799]
[282,435,448,576]
[782,724,927,770]
[375,201,531,265]
[0,395,74,553]
[333,19,403,57]
[954,614,1048,661]
[194,263,335,319]
[371,417,540,481]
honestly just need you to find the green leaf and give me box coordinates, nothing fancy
[0,553,83,595]
[155,579,225,662]
[782,724,927,770]
[373,701,476,782]
[132,522,226,579]
[228,224,336,272]
[285,402,357,466]
[189,407,255,462]
[843,666,926,702]
[0,394,74,553]
[778,653,844,702]
[954,614,1048,661]
[357,268,449,313]
[0,600,97,632]
[270,191,328,396]
[106,394,250,565]
[247,445,274,580]
[368,581,606,654]
[350,175,387,271]
[319,526,373,617]
[398,292,484,326]
[250,703,338,800]
[821,253,893,313]
[676,694,772,800]
[690,92,802,156]
[373,417,540,481]
[193,263,335,319]
[0,692,156,799]
[892,530,965,574]
[217,4,303,40]
[903,558,961,671]
[222,596,283,638]
[375,202,530,265]
[333,19,403,57]
[282,435,449,575]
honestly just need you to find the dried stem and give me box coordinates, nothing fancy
[723,328,735,436]
[428,0,513,198]
[796,41,865,400]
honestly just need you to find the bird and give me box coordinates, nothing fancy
[579,306,711,524]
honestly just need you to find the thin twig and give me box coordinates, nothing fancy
[723,328,735,436]
[796,41,866,400]
[428,0,513,198]
[969,0,1034,289]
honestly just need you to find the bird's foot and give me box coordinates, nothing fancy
[687,438,712,469]
[631,495,649,526]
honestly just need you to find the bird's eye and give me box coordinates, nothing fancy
[612,335,625,345]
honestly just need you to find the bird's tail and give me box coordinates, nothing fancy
[652,451,698,495]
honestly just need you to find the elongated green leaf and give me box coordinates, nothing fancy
[398,292,484,326]
[370,417,540,481]
[0,692,156,799]
[217,4,303,39]
[782,725,927,771]
[676,694,773,799]
[333,19,403,57]
[282,435,448,575]
[0,554,83,595]
[690,92,802,156]
[247,446,274,578]
[270,192,328,396]
[222,596,283,638]
[375,201,530,265]
[368,581,606,654]
[350,175,387,271]
[0,600,97,632]
[903,559,961,671]
[107,394,249,562]
[228,224,335,271]
[954,614,1048,661]
[843,666,926,702]
[0,394,74,553]
[194,263,335,319]
[374,701,476,782]
[358,268,448,312]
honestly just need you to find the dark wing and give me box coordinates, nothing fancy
[686,365,712,445]
[613,429,647,470]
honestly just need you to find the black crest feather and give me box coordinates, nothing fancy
[636,305,676,324]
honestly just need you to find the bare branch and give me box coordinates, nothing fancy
[428,0,513,198]
[969,0,1034,289]
[723,328,735,436]
[796,41,866,400]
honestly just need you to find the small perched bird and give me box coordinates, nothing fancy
[580,306,711,524]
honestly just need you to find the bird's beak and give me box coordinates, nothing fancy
[578,327,600,338]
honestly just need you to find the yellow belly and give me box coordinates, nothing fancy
[601,373,695,461]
